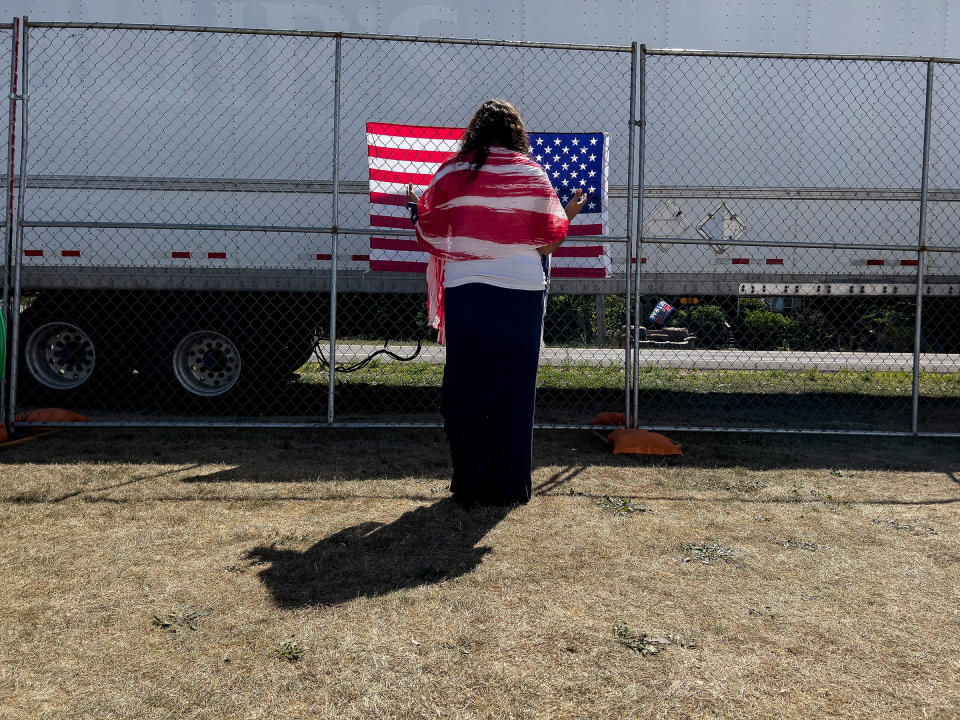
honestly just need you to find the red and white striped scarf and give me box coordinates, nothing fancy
[415,146,569,344]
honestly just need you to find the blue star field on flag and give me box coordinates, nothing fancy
[528,132,606,216]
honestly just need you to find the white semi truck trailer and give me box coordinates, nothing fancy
[0,0,957,402]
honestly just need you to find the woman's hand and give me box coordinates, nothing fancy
[540,189,588,255]
[406,183,419,203]
[565,187,587,220]
[538,241,561,255]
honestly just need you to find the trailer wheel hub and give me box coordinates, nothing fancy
[173,331,241,397]
[25,322,97,390]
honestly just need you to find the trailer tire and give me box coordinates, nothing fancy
[171,329,243,398]
[15,304,97,406]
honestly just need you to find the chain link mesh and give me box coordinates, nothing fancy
[1,23,12,247]
[640,52,957,433]
[13,27,337,424]
[6,25,960,434]
[1,23,13,428]
[10,26,634,428]
[333,37,633,425]
[921,61,960,433]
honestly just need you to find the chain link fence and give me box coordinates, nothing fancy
[6,22,636,430]
[2,22,958,435]
[334,36,635,426]
[1,21,16,431]
[636,48,959,435]
[922,60,960,434]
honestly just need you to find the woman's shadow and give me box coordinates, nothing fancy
[245,497,511,608]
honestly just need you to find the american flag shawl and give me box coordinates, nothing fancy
[365,122,611,343]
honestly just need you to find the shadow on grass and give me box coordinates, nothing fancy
[245,497,510,607]
[3,426,959,477]
[16,373,960,433]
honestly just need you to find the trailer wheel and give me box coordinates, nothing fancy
[23,321,97,390]
[171,330,242,397]
[265,329,317,376]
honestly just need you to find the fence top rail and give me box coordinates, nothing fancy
[23,21,634,52]
[642,45,960,64]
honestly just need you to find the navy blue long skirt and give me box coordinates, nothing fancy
[441,283,546,506]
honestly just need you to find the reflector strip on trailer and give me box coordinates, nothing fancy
[207,252,226,259]
[352,254,370,261]
[316,253,332,260]
[766,258,784,265]
[24,249,42,257]
[866,259,884,266]
[61,250,80,257]
[901,259,919,266]
[629,257,647,263]
[369,259,424,272]
[171,251,190,259]
[732,258,749,264]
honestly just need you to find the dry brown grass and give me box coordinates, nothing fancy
[1,428,959,719]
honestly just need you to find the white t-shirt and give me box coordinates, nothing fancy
[443,250,546,291]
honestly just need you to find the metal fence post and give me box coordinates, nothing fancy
[2,19,19,433]
[622,41,638,427]
[632,45,647,429]
[911,59,934,435]
[6,16,25,432]
[327,34,342,426]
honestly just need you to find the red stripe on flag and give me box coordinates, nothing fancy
[866,259,885,266]
[369,260,428,273]
[369,168,436,185]
[352,254,370,261]
[549,267,607,278]
[366,122,464,140]
[370,192,409,207]
[367,145,454,163]
[766,258,784,265]
[172,251,190,259]
[61,250,80,257]
[565,223,604,237]
[208,252,227,259]
[553,245,605,258]
[732,258,750,264]
[370,214,414,229]
[901,259,919,266]
[24,249,43,257]
[370,236,421,251]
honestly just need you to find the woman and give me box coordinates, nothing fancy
[407,99,585,507]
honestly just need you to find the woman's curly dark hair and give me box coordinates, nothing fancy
[457,99,530,170]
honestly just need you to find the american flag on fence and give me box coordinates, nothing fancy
[366,122,611,277]
[649,300,675,327]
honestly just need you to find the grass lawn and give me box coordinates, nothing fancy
[299,361,960,397]
[1,429,959,719]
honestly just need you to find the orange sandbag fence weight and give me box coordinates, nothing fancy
[0,409,89,448]
[607,429,682,456]
[589,412,633,427]
[15,408,89,425]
